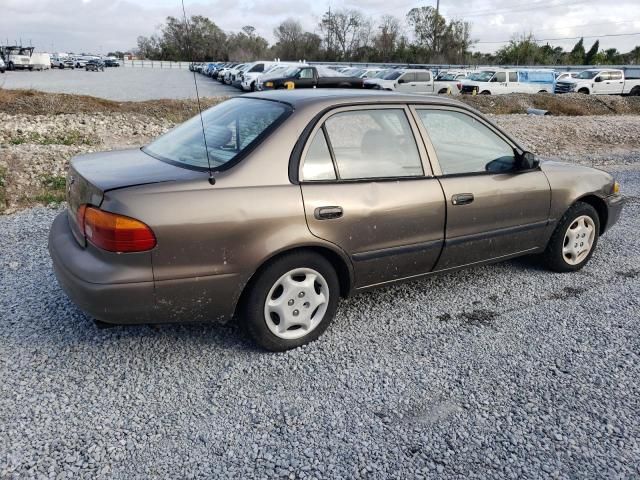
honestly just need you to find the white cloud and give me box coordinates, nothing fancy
[0,0,637,54]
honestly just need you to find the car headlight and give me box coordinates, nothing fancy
[265,81,274,87]
[612,181,621,194]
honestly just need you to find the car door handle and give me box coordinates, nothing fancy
[451,193,474,205]
[315,206,343,220]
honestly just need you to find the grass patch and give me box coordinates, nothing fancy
[37,174,67,205]
[0,89,227,122]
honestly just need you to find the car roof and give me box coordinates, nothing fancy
[245,89,466,109]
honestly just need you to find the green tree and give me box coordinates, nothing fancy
[584,40,599,65]
[568,37,585,64]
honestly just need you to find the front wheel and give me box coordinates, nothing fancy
[542,202,600,272]
[241,252,340,351]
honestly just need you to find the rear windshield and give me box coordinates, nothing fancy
[143,98,291,170]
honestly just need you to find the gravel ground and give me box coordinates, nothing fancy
[0,68,239,101]
[1,162,639,476]
[2,112,640,212]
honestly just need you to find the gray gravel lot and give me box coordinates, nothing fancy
[1,166,639,478]
[0,68,238,101]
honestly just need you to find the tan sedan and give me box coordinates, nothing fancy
[49,91,624,350]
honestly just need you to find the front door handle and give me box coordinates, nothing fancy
[451,193,474,206]
[315,206,343,220]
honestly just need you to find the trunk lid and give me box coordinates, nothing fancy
[66,148,204,246]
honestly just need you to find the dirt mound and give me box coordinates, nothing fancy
[0,89,226,122]
[459,93,640,116]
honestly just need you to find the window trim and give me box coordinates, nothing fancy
[408,105,523,177]
[297,104,433,183]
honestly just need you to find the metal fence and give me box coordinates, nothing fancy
[121,60,191,69]
[122,59,637,72]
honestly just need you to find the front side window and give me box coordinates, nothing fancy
[416,109,516,175]
[299,68,314,79]
[250,63,264,73]
[302,109,423,181]
[144,98,290,170]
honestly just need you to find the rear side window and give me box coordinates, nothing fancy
[494,72,507,82]
[416,109,516,175]
[302,109,423,181]
[415,72,431,82]
[302,129,336,181]
[509,72,518,82]
[609,71,622,80]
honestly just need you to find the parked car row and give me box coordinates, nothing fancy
[193,61,640,97]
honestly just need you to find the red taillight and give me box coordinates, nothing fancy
[456,82,462,91]
[82,206,156,253]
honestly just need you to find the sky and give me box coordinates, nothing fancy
[0,0,639,55]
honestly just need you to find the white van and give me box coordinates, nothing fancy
[460,69,556,95]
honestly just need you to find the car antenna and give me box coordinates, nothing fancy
[180,0,215,185]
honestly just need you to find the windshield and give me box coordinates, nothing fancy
[471,71,495,82]
[382,71,402,80]
[576,70,598,79]
[372,70,390,78]
[143,98,291,170]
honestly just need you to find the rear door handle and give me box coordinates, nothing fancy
[315,206,343,220]
[451,193,474,205]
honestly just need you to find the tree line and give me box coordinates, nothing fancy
[132,9,640,66]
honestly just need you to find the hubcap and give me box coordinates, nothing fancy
[562,215,595,265]
[264,268,329,340]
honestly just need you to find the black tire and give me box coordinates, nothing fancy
[480,90,491,95]
[542,201,600,273]
[250,82,256,92]
[8,62,14,71]
[630,86,640,97]
[241,252,340,351]
[578,88,589,94]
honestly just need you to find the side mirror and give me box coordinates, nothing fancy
[594,76,602,82]
[397,78,406,84]
[517,151,539,170]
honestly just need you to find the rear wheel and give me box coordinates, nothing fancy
[542,202,600,272]
[480,90,491,95]
[630,86,640,96]
[578,88,590,94]
[241,252,339,351]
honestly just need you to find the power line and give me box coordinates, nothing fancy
[474,31,640,45]
[444,0,594,18]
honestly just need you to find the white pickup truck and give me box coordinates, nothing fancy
[460,69,556,95]
[555,68,640,96]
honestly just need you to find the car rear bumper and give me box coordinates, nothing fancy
[604,194,624,232]
[48,211,242,325]
[48,211,156,324]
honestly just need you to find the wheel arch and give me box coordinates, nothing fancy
[234,244,355,319]
[575,194,608,234]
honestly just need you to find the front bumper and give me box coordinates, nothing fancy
[604,194,624,233]
[48,211,242,325]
